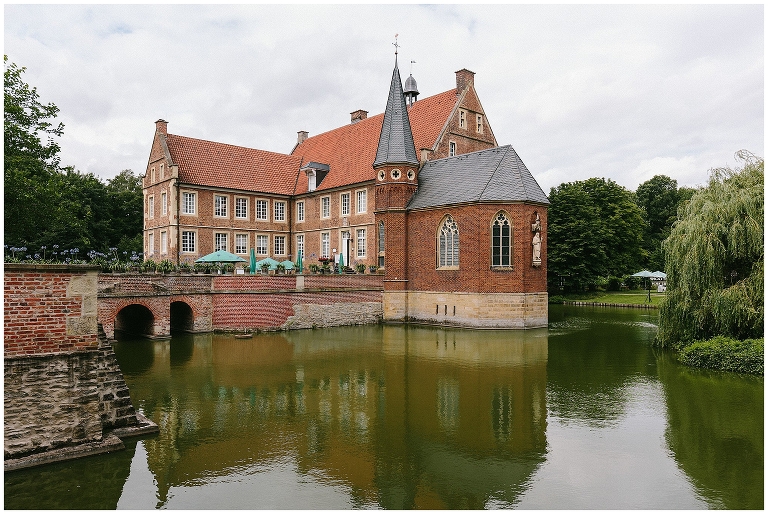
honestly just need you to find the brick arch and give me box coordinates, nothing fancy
[170,294,212,333]
[98,297,170,340]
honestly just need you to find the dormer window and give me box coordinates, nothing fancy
[301,162,330,193]
[308,170,317,192]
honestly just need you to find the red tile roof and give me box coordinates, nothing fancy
[292,89,458,194]
[164,88,458,196]
[166,134,302,195]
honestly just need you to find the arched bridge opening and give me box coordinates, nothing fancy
[170,301,195,333]
[114,304,155,340]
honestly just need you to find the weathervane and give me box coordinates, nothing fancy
[393,34,400,55]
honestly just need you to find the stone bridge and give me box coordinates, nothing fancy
[97,273,384,339]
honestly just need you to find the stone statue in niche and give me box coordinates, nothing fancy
[531,213,542,267]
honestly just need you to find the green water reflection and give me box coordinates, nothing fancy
[4,306,763,509]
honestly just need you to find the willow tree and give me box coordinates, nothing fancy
[657,151,764,348]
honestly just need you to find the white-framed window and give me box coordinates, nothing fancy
[256,199,268,220]
[181,231,196,253]
[296,201,305,222]
[235,233,248,254]
[160,231,167,253]
[356,189,367,214]
[214,195,228,217]
[459,109,466,129]
[296,234,305,259]
[182,192,196,215]
[476,114,484,133]
[449,141,456,157]
[256,234,268,255]
[148,232,154,255]
[438,215,459,268]
[161,192,167,216]
[321,196,330,218]
[274,235,286,256]
[321,232,330,258]
[235,197,248,219]
[160,163,165,179]
[340,192,350,216]
[274,201,286,222]
[148,195,154,218]
[215,232,228,252]
[356,228,366,258]
[491,211,513,267]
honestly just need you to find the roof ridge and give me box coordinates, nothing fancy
[168,133,293,158]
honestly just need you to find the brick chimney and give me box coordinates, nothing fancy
[455,69,475,94]
[350,109,368,124]
[297,130,309,145]
[155,119,168,135]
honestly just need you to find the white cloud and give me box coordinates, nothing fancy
[4,4,763,190]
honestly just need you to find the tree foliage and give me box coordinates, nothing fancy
[657,151,764,348]
[635,175,695,271]
[4,56,142,255]
[547,178,646,290]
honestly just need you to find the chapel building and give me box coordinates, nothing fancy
[143,56,549,328]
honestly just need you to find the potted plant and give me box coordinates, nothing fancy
[309,263,319,274]
[157,259,175,274]
[178,262,192,273]
[260,262,270,274]
[356,263,366,274]
[141,259,157,273]
[110,260,128,274]
[369,265,378,274]
[276,263,286,274]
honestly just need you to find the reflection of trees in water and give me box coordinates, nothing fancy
[4,439,138,510]
[657,352,764,509]
[546,307,658,426]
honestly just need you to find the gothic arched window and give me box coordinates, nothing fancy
[492,211,513,267]
[438,216,459,268]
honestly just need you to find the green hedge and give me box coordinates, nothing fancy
[678,336,764,376]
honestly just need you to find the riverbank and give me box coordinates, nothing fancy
[549,290,665,308]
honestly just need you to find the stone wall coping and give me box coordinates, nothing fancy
[4,263,100,272]
[4,349,98,362]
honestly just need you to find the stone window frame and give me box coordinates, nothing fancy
[160,230,168,254]
[234,233,248,254]
[274,235,286,256]
[181,230,197,254]
[274,200,286,222]
[459,109,467,129]
[214,194,228,218]
[321,231,330,258]
[437,215,460,269]
[296,201,305,223]
[150,166,155,183]
[476,114,484,134]
[161,191,167,216]
[296,233,305,259]
[356,189,367,214]
[321,196,331,219]
[255,234,269,255]
[340,191,351,217]
[356,228,366,258]
[214,232,228,252]
[181,191,197,216]
[234,196,249,220]
[148,195,154,219]
[449,141,457,157]
[256,199,269,221]
[148,231,155,255]
[160,163,165,180]
[491,210,514,269]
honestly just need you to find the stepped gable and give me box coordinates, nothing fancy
[165,134,302,195]
[407,145,550,210]
[291,89,458,194]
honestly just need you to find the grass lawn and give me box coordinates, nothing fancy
[555,290,666,307]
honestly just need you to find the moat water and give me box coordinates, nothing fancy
[5,306,764,509]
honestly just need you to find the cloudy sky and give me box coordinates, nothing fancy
[5,4,763,193]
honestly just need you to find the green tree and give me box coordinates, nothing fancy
[635,175,698,271]
[548,178,646,291]
[657,151,764,348]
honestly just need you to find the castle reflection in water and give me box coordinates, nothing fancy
[117,325,549,509]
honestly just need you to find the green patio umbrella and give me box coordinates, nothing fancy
[254,257,280,271]
[296,250,303,274]
[249,248,257,274]
[337,252,344,274]
[280,259,295,270]
[195,250,247,263]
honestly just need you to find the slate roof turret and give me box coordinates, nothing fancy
[373,58,419,168]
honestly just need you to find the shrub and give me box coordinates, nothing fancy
[141,259,157,273]
[157,259,175,274]
[178,262,192,273]
[548,295,566,304]
[356,263,366,273]
[678,336,764,376]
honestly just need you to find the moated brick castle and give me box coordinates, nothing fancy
[143,54,549,328]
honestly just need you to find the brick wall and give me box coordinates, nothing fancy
[5,264,99,357]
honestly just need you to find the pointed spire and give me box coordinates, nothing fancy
[373,53,419,168]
